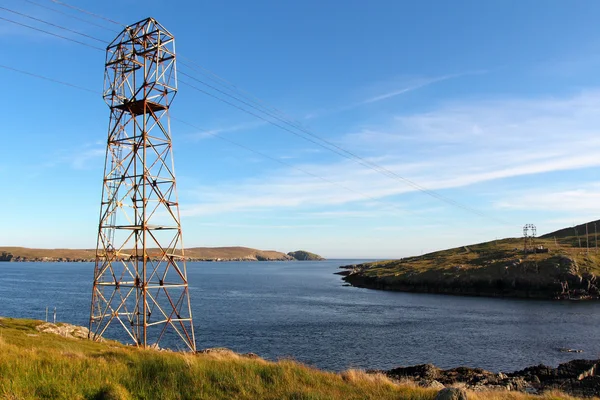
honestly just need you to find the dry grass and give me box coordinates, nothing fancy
[0,246,291,261]
[0,317,591,400]
[467,389,598,400]
[357,232,600,281]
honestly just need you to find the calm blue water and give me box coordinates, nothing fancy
[2,260,600,372]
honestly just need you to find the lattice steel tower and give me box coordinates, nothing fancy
[89,18,195,351]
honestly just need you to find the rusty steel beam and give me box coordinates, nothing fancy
[89,17,196,351]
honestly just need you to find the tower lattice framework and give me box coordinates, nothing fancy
[89,17,195,351]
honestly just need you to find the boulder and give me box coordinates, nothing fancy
[434,387,468,400]
[418,379,445,390]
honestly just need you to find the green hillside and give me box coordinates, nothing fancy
[342,220,600,299]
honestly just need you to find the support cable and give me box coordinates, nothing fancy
[0,63,98,94]
[0,14,104,51]
[171,116,415,217]
[0,63,413,218]
[179,77,509,226]
[50,0,124,27]
[20,0,116,32]
[1,7,511,226]
[0,5,107,43]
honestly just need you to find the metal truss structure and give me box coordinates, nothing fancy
[89,17,195,351]
[523,223,537,253]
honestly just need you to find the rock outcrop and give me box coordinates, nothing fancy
[287,250,325,261]
[434,388,468,400]
[342,254,600,300]
[382,359,600,397]
[36,322,94,340]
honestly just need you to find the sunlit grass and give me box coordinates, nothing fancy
[0,317,591,399]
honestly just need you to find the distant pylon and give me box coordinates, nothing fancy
[89,17,196,351]
[523,223,536,253]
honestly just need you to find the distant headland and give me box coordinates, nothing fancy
[340,219,600,300]
[0,246,324,263]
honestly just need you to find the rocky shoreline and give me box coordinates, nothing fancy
[339,255,600,300]
[377,359,600,397]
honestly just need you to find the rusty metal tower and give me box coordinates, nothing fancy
[89,17,195,351]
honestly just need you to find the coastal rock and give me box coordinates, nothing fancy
[434,387,468,400]
[388,364,441,380]
[384,359,600,397]
[341,253,600,300]
[418,379,445,389]
[287,250,325,261]
[36,322,94,340]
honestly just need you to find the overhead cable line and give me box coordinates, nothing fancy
[176,66,503,224]
[179,57,293,123]
[0,62,412,218]
[20,0,117,32]
[171,116,415,217]
[0,14,104,51]
[178,74,509,225]
[22,2,494,223]
[50,0,123,27]
[0,63,99,94]
[5,6,509,226]
[0,5,106,43]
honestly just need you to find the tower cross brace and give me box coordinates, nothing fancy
[89,17,196,351]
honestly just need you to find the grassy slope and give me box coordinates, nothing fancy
[346,220,600,297]
[0,246,290,260]
[0,317,583,400]
[360,237,599,277]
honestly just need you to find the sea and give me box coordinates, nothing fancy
[1,260,600,373]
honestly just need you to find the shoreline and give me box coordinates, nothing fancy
[339,255,600,301]
[378,359,600,397]
[340,271,600,300]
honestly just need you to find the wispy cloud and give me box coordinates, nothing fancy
[305,71,486,119]
[182,119,266,141]
[70,148,105,170]
[194,222,333,229]
[495,185,600,212]
[180,89,600,222]
[360,71,485,104]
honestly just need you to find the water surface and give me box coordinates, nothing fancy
[1,260,599,372]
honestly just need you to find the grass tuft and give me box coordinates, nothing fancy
[92,383,131,400]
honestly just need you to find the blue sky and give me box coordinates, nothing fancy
[1,0,600,258]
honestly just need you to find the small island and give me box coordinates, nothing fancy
[340,220,600,300]
[287,250,325,261]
